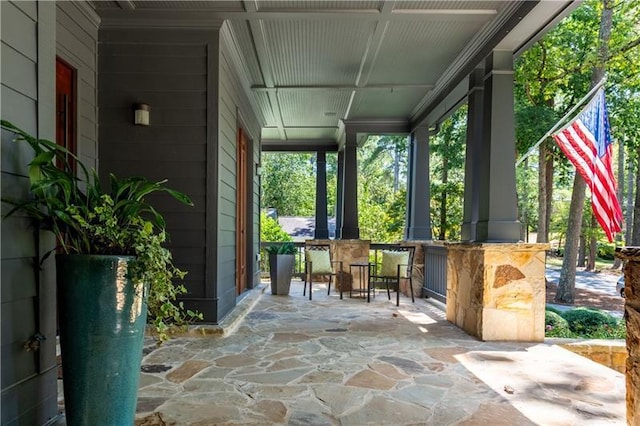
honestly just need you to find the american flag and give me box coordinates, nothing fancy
[552,88,622,242]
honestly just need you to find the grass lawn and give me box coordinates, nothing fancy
[546,255,616,271]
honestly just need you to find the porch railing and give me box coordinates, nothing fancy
[423,244,447,303]
[260,242,306,279]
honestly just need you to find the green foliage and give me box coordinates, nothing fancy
[261,153,317,216]
[561,307,618,335]
[1,120,201,342]
[260,212,292,243]
[430,107,466,240]
[545,307,625,339]
[265,242,296,255]
[545,310,574,338]
[597,242,616,260]
[357,136,408,243]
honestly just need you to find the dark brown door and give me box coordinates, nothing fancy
[56,58,76,172]
[236,128,248,294]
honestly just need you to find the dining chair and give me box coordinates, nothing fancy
[303,244,343,300]
[369,245,415,306]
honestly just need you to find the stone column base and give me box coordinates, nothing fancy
[445,242,548,342]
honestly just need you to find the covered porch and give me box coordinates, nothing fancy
[128,280,625,424]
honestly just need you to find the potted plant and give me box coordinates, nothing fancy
[266,242,297,295]
[1,120,201,425]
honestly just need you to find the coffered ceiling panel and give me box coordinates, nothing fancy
[263,20,376,86]
[349,88,432,119]
[366,19,487,86]
[277,91,351,127]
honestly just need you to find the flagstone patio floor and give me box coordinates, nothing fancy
[60,279,626,425]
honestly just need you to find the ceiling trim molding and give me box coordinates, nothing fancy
[244,1,287,140]
[251,84,434,92]
[75,1,102,29]
[99,17,225,29]
[262,140,339,152]
[221,23,268,129]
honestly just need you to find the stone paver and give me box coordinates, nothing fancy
[58,279,627,425]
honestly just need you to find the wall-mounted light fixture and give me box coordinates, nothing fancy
[134,103,150,126]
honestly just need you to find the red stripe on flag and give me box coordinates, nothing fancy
[553,114,622,242]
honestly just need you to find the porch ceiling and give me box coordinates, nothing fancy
[92,0,577,147]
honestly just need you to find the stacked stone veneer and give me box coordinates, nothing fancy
[313,239,370,292]
[445,242,548,342]
[553,339,627,374]
[615,246,640,426]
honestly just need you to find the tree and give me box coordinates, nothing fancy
[261,153,317,216]
[430,107,466,240]
[556,0,613,304]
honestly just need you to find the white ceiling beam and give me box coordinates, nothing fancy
[251,84,434,92]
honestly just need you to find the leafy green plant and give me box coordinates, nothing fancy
[260,212,292,243]
[266,242,296,255]
[1,120,202,341]
[561,307,618,335]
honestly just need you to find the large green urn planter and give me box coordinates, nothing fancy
[269,254,295,295]
[57,255,148,426]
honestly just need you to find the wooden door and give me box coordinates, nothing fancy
[56,58,76,171]
[236,128,248,294]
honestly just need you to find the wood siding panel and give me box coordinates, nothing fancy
[1,2,37,61]
[1,2,57,424]
[1,45,38,100]
[216,27,262,316]
[1,369,57,426]
[99,28,215,319]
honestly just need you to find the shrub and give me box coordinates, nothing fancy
[260,212,292,242]
[545,310,572,337]
[561,307,618,335]
[596,242,616,260]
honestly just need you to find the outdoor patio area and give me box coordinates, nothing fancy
[65,280,625,425]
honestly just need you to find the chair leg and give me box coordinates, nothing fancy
[409,277,414,303]
[386,279,391,300]
[327,275,332,295]
[309,277,313,300]
[396,280,400,306]
[303,274,307,296]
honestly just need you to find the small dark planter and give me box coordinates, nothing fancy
[269,253,295,295]
[57,254,148,426]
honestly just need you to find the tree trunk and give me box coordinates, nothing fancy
[545,152,554,239]
[439,149,449,240]
[393,143,400,193]
[556,0,612,304]
[537,143,548,243]
[628,157,635,245]
[613,142,624,269]
[578,232,587,268]
[587,215,597,271]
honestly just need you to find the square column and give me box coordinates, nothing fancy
[335,150,344,239]
[461,67,483,242]
[340,129,359,239]
[614,247,640,426]
[406,128,432,240]
[314,152,329,239]
[476,51,521,242]
[446,242,549,341]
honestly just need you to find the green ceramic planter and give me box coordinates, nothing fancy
[57,255,148,426]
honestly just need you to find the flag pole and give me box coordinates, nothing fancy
[516,78,607,167]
